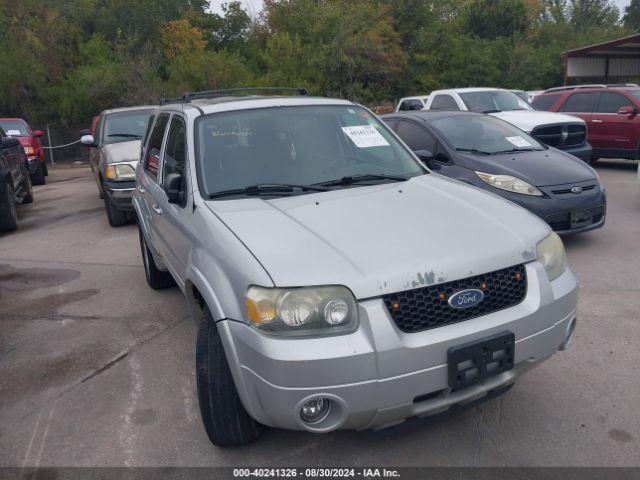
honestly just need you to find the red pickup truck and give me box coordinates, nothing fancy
[0,118,48,184]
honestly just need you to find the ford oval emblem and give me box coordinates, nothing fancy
[571,186,583,194]
[448,289,485,309]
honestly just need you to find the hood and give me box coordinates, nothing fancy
[454,148,596,187]
[207,175,549,299]
[490,110,585,133]
[103,140,141,164]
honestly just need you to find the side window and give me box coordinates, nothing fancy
[162,116,186,182]
[397,120,437,152]
[532,93,561,111]
[399,99,423,111]
[596,92,632,113]
[430,95,460,111]
[144,114,169,181]
[560,92,598,113]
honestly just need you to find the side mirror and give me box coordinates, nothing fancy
[81,134,96,147]
[414,149,440,170]
[1,136,19,148]
[164,173,184,205]
[33,129,43,138]
[617,105,637,116]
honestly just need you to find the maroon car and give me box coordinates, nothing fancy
[0,118,47,184]
[533,85,640,162]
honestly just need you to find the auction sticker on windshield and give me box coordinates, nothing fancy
[505,136,532,148]
[342,125,390,148]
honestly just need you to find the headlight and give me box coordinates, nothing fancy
[476,171,543,196]
[245,286,358,336]
[23,146,35,155]
[536,232,566,281]
[105,163,136,180]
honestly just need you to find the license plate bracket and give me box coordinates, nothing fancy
[447,331,515,390]
[571,209,592,228]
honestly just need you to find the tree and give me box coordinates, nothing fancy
[569,0,619,32]
[623,0,640,31]
[463,0,529,39]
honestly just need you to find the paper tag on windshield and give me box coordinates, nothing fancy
[6,130,20,136]
[342,125,389,148]
[505,136,532,148]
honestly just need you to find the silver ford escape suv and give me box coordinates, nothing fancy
[133,88,578,446]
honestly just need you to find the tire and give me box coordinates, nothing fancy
[32,163,46,185]
[44,163,49,176]
[103,190,128,227]
[138,226,174,289]
[0,181,18,233]
[196,308,262,447]
[21,172,34,204]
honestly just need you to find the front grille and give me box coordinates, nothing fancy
[532,124,586,149]
[551,184,596,195]
[382,265,527,333]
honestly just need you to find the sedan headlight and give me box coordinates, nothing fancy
[105,162,136,180]
[476,171,543,196]
[536,232,566,281]
[245,286,358,336]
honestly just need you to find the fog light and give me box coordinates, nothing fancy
[300,398,331,424]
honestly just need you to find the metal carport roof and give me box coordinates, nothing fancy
[564,34,640,85]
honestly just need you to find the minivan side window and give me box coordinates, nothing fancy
[596,92,632,113]
[430,95,459,111]
[560,92,598,113]
[144,114,169,181]
[162,116,187,181]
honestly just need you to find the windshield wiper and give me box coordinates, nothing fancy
[107,133,142,138]
[208,183,329,199]
[316,174,409,188]
[493,148,543,154]
[455,148,491,156]
[481,109,502,114]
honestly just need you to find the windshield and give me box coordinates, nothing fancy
[0,120,29,137]
[103,109,153,145]
[429,115,544,154]
[196,105,425,198]
[459,91,533,113]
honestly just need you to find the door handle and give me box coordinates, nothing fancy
[592,119,603,123]
[137,186,145,193]
[152,204,162,215]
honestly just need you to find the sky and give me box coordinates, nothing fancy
[211,0,631,18]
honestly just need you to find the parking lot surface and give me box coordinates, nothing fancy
[1,162,639,467]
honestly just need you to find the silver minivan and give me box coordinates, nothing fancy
[133,90,578,446]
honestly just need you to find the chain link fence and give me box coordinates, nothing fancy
[41,123,90,165]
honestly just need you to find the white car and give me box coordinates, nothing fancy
[396,96,430,112]
[423,88,592,162]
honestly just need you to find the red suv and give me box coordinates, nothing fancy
[532,85,640,162]
[0,118,47,184]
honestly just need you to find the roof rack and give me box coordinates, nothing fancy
[544,83,638,93]
[160,87,310,105]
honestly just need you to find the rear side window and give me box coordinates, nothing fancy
[532,93,561,111]
[144,114,169,181]
[430,95,459,111]
[560,92,598,113]
[162,116,187,180]
[596,92,632,113]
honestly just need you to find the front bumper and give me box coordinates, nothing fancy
[219,262,578,432]
[26,157,43,174]
[103,179,135,211]
[559,142,592,162]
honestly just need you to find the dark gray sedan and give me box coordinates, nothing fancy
[382,111,606,235]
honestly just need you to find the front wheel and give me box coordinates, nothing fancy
[196,308,262,446]
[32,163,46,185]
[0,181,18,232]
[103,189,128,227]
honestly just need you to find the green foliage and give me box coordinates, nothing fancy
[0,0,631,125]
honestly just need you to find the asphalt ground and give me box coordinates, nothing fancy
[0,161,639,467]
